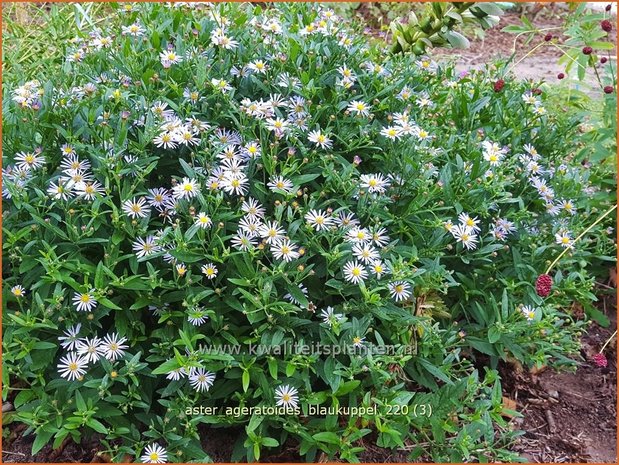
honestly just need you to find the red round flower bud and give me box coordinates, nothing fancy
[535,274,553,297]
[557,73,565,80]
[604,85,614,94]
[532,88,542,95]
[601,20,613,32]
[601,57,608,64]
[583,46,593,55]
[544,33,553,42]
[606,4,612,11]
[493,79,505,92]
[592,353,608,368]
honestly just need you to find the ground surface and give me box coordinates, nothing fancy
[506,306,617,463]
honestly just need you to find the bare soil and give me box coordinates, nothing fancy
[505,314,617,463]
[433,7,616,88]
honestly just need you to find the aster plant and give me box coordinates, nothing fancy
[2,2,616,463]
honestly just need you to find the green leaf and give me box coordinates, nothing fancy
[444,30,470,49]
[312,432,340,445]
[86,418,108,434]
[75,390,87,411]
[262,437,279,447]
[32,429,54,455]
[152,359,181,375]
[99,297,122,310]
[418,359,453,385]
[242,369,250,392]
[268,358,278,380]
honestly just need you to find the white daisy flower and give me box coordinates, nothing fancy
[346,227,371,245]
[153,132,177,149]
[558,199,576,215]
[10,285,25,297]
[555,231,574,248]
[76,336,104,364]
[371,227,390,247]
[166,366,187,381]
[271,239,300,262]
[347,100,371,117]
[343,261,368,284]
[201,263,218,280]
[320,306,344,327]
[189,368,216,392]
[267,175,293,194]
[457,213,481,233]
[248,59,268,74]
[58,323,82,350]
[520,305,537,322]
[75,181,104,200]
[101,333,129,361]
[57,352,88,381]
[15,151,44,171]
[73,291,97,312]
[258,220,286,244]
[336,212,360,229]
[388,281,412,302]
[369,260,389,279]
[140,443,168,464]
[122,197,148,219]
[188,308,209,326]
[380,126,402,141]
[360,173,390,194]
[133,236,161,259]
[159,49,182,66]
[231,231,257,251]
[238,216,262,237]
[47,180,73,200]
[274,384,299,408]
[220,172,248,196]
[451,224,479,251]
[172,177,199,200]
[304,209,333,231]
[147,188,171,210]
[122,22,146,37]
[195,212,212,229]
[241,198,265,219]
[352,243,380,264]
[308,130,333,149]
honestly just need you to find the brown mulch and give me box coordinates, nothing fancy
[504,291,617,463]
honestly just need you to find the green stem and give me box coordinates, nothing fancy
[600,330,617,353]
[545,204,617,274]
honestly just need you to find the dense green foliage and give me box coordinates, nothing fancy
[2,3,616,463]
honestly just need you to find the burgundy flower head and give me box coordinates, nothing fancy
[583,46,593,55]
[494,79,505,93]
[535,274,553,297]
[604,85,614,94]
[601,20,613,32]
[592,352,608,368]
